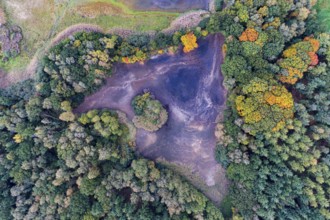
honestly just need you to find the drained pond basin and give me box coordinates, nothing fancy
[76,34,229,202]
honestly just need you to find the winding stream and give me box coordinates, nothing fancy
[76,34,229,202]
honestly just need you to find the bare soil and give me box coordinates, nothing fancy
[162,10,210,34]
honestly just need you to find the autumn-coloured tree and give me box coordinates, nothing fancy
[122,50,147,64]
[304,37,320,52]
[239,28,259,42]
[100,36,118,49]
[258,6,269,17]
[88,50,112,69]
[180,32,198,53]
[13,134,23,144]
[262,17,281,30]
[279,37,320,84]
[236,2,249,22]
[308,51,319,66]
[235,77,294,134]
[279,67,304,84]
[89,50,109,63]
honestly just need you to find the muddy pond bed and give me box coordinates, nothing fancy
[76,34,229,202]
[120,0,210,12]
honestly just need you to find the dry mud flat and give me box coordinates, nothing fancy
[76,34,229,202]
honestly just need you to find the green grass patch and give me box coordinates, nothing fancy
[94,0,180,16]
[315,0,330,32]
[60,0,179,32]
[0,54,30,72]
[59,10,176,32]
[1,0,179,74]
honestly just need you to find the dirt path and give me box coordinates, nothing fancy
[209,0,216,12]
[0,23,104,88]
[162,10,210,34]
[0,7,210,88]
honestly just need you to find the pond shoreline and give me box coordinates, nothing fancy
[75,34,229,204]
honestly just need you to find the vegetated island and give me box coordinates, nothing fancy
[132,92,168,132]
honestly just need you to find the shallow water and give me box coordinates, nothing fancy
[122,0,210,12]
[75,34,229,201]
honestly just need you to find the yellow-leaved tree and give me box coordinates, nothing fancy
[278,37,320,84]
[181,32,198,53]
[235,77,294,135]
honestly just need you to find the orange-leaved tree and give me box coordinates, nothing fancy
[239,28,259,42]
[122,50,147,64]
[181,32,198,53]
[235,77,294,135]
[278,37,320,84]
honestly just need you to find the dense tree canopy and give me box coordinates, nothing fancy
[235,77,294,134]
[0,30,223,219]
[0,0,329,219]
[209,0,330,219]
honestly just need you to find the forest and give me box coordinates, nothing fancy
[0,0,329,219]
[208,0,330,219]
[0,30,223,219]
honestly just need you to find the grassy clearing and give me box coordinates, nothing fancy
[158,159,228,206]
[88,0,180,16]
[59,0,179,32]
[315,0,330,32]
[1,0,179,74]
[1,0,58,70]
[1,0,64,53]
[0,55,30,72]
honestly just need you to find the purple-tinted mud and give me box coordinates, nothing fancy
[75,34,229,202]
[123,0,210,12]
